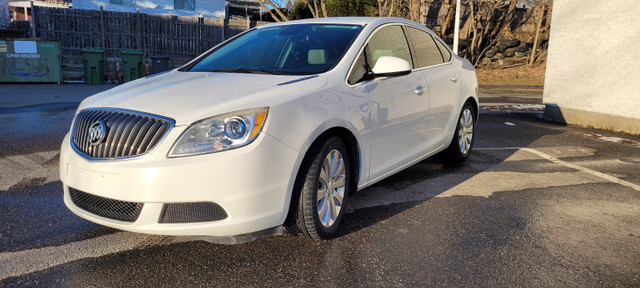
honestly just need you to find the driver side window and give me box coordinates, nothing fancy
[348,25,413,85]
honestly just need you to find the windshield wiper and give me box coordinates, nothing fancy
[210,68,276,75]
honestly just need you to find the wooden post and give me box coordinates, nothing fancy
[100,6,105,50]
[141,13,147,58]
[196,15,201,55]
[169,12,173,69]
[221,16,225,41]
[136,8,141,51]
[30,1,36,38]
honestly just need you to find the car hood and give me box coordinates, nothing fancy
[78,70,328,125]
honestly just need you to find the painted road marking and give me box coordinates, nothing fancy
[0,151,59,191]
[479,147,640,192]
[0,232,190,280]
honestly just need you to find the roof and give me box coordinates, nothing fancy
[9,0,70,8]
[258,17,420,28]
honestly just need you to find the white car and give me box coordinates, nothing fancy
[60,17,478,242]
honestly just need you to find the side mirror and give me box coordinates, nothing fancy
[371,56,412,78]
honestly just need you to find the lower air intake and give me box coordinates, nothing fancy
[159,202,228,223]
[69,188,144,222]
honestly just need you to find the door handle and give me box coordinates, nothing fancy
[414,86,426,95]
[451,75,458,83]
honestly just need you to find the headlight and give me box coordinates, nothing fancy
[168,107,268,157]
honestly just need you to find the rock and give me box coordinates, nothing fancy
[504,47,517,57]
[494,52,505,60]
[482,58,492,65]
[515,50,530,58]
[516,42,530,52]
[485,49,497,58]
[498,45,507,52]
[497,38,521,48]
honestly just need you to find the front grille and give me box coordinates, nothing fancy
[159,202,228,223]
[72,109,174,159]
[69,188,144,222]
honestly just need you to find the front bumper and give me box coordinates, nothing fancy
[59,128,301,237]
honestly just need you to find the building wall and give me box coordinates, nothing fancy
[71,0,225,18]
[543,0,640,134]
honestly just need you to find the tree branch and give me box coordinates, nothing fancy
[264,0,289,21]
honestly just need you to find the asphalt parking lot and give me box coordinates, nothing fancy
[1,84,639,287]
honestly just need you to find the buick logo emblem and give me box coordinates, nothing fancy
[88,121,107,146]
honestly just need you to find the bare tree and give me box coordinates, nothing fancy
[440,0,456,37]
[410,0,420,22]
[529,0,548,66]
[468,0,477,60]
[258,0,283,22]
[263,0,290,21]
[302,0,319,18]
[321,0,328,17]
[377,0,389,17]
[463,0,513,64]
[490,0,517,38]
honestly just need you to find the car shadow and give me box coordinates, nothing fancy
[332,110,566,239]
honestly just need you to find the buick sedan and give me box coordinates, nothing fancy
[60,17,478,242]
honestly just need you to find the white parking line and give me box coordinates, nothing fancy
[477,147,640,192]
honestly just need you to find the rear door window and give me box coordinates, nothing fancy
[405,26,446,68]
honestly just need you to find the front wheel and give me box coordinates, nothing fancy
[446,102,475,162]
[295,136,350,240]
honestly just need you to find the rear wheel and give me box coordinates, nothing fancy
[446,102,475,162]
[295,136,350,240]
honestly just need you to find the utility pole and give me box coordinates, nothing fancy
[453,0,461,55]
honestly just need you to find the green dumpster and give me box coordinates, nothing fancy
[82,48,104,85]
[121,49,143,83]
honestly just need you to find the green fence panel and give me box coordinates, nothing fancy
[0,40,62,83]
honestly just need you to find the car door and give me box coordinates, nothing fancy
[405,26,461,151]
[348,25,430,182]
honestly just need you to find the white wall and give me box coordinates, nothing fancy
[543,0,640,134]
[72,0,225,18]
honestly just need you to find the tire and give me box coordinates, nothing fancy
[446,102,475,162]
[295,136,350,240]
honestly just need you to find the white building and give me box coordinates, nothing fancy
[71,0,227,18]
[543,1,640,134]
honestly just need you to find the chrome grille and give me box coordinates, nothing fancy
[72,109,174,159]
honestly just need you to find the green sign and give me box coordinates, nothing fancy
[0,40,62,83]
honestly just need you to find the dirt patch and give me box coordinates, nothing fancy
[476,60,547,86]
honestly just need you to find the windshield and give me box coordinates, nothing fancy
[188,24,363,75]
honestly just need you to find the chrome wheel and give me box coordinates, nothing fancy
[458,108,474,155]
[316,149,346,227]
